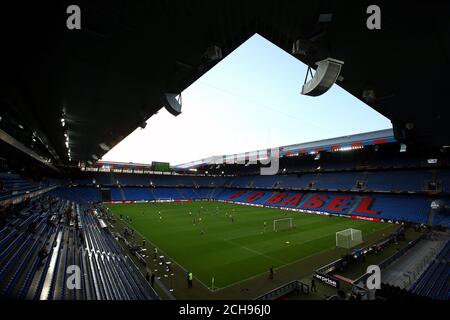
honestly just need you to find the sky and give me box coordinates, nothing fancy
[101,34,391,166]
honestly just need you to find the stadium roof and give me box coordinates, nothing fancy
[1,1,449,169]
[175,129,396,169]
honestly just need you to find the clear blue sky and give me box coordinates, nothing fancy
[102,34,391,165]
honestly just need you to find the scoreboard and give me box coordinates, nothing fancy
[152,161,171,172]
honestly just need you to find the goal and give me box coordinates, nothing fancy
[273,218,294,232]
[336,228,363,249]
[155,198,173,203]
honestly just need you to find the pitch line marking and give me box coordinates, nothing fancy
[107,202,395,294]
[113,216,213,291]
[222,238,285,265]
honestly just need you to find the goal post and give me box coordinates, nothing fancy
[273,218,294,232]
[336,228,363,249]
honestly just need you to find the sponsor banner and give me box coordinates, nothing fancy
[313,272,340,288]
[108,200,149,204]
[105,197,381,225]
[223,200,385,224]
[108,199,197,204]
[350,215,381,222]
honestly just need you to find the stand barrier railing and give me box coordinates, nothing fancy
[254,280,309,300]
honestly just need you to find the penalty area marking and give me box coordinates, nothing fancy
[107,204,394,293]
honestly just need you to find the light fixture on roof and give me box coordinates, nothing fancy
[318,13,333,23]
[60,110,67,127]
[139,120,147,129]
[399,144,407,152]
[99,143,110,151]
[405,122,414,130]
[292,39,309,57]
[340,146,352,152]
[203,45,222,62]
[197,45,223,73]
[362,88,377,103]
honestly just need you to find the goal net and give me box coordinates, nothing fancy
[336,228,363,249]
[273,218,294,232]
[155,198,173,203]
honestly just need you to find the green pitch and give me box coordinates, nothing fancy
[107,201,392,289]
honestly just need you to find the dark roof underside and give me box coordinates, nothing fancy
[1,0,449,167]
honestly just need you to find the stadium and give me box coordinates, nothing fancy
[0,0,449,305]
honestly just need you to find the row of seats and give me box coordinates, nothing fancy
[0,196,158,300]
[50,187,226,203]
[77,206,157,300]
[49,186,447,227]
[0,197,72,299]
[67,169,450,194]
[215,189,435,225]
[376,283,429,300]
[50,187,100,204]
[71,173,229,188]
[410,241,450,300]
[230,170,438,193]
[0,172,53,200]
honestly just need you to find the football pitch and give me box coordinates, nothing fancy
[107,201,394,289]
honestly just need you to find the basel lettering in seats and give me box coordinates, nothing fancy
[245,191,265,202]
[228,190,247,199]
[228,191,380,216]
